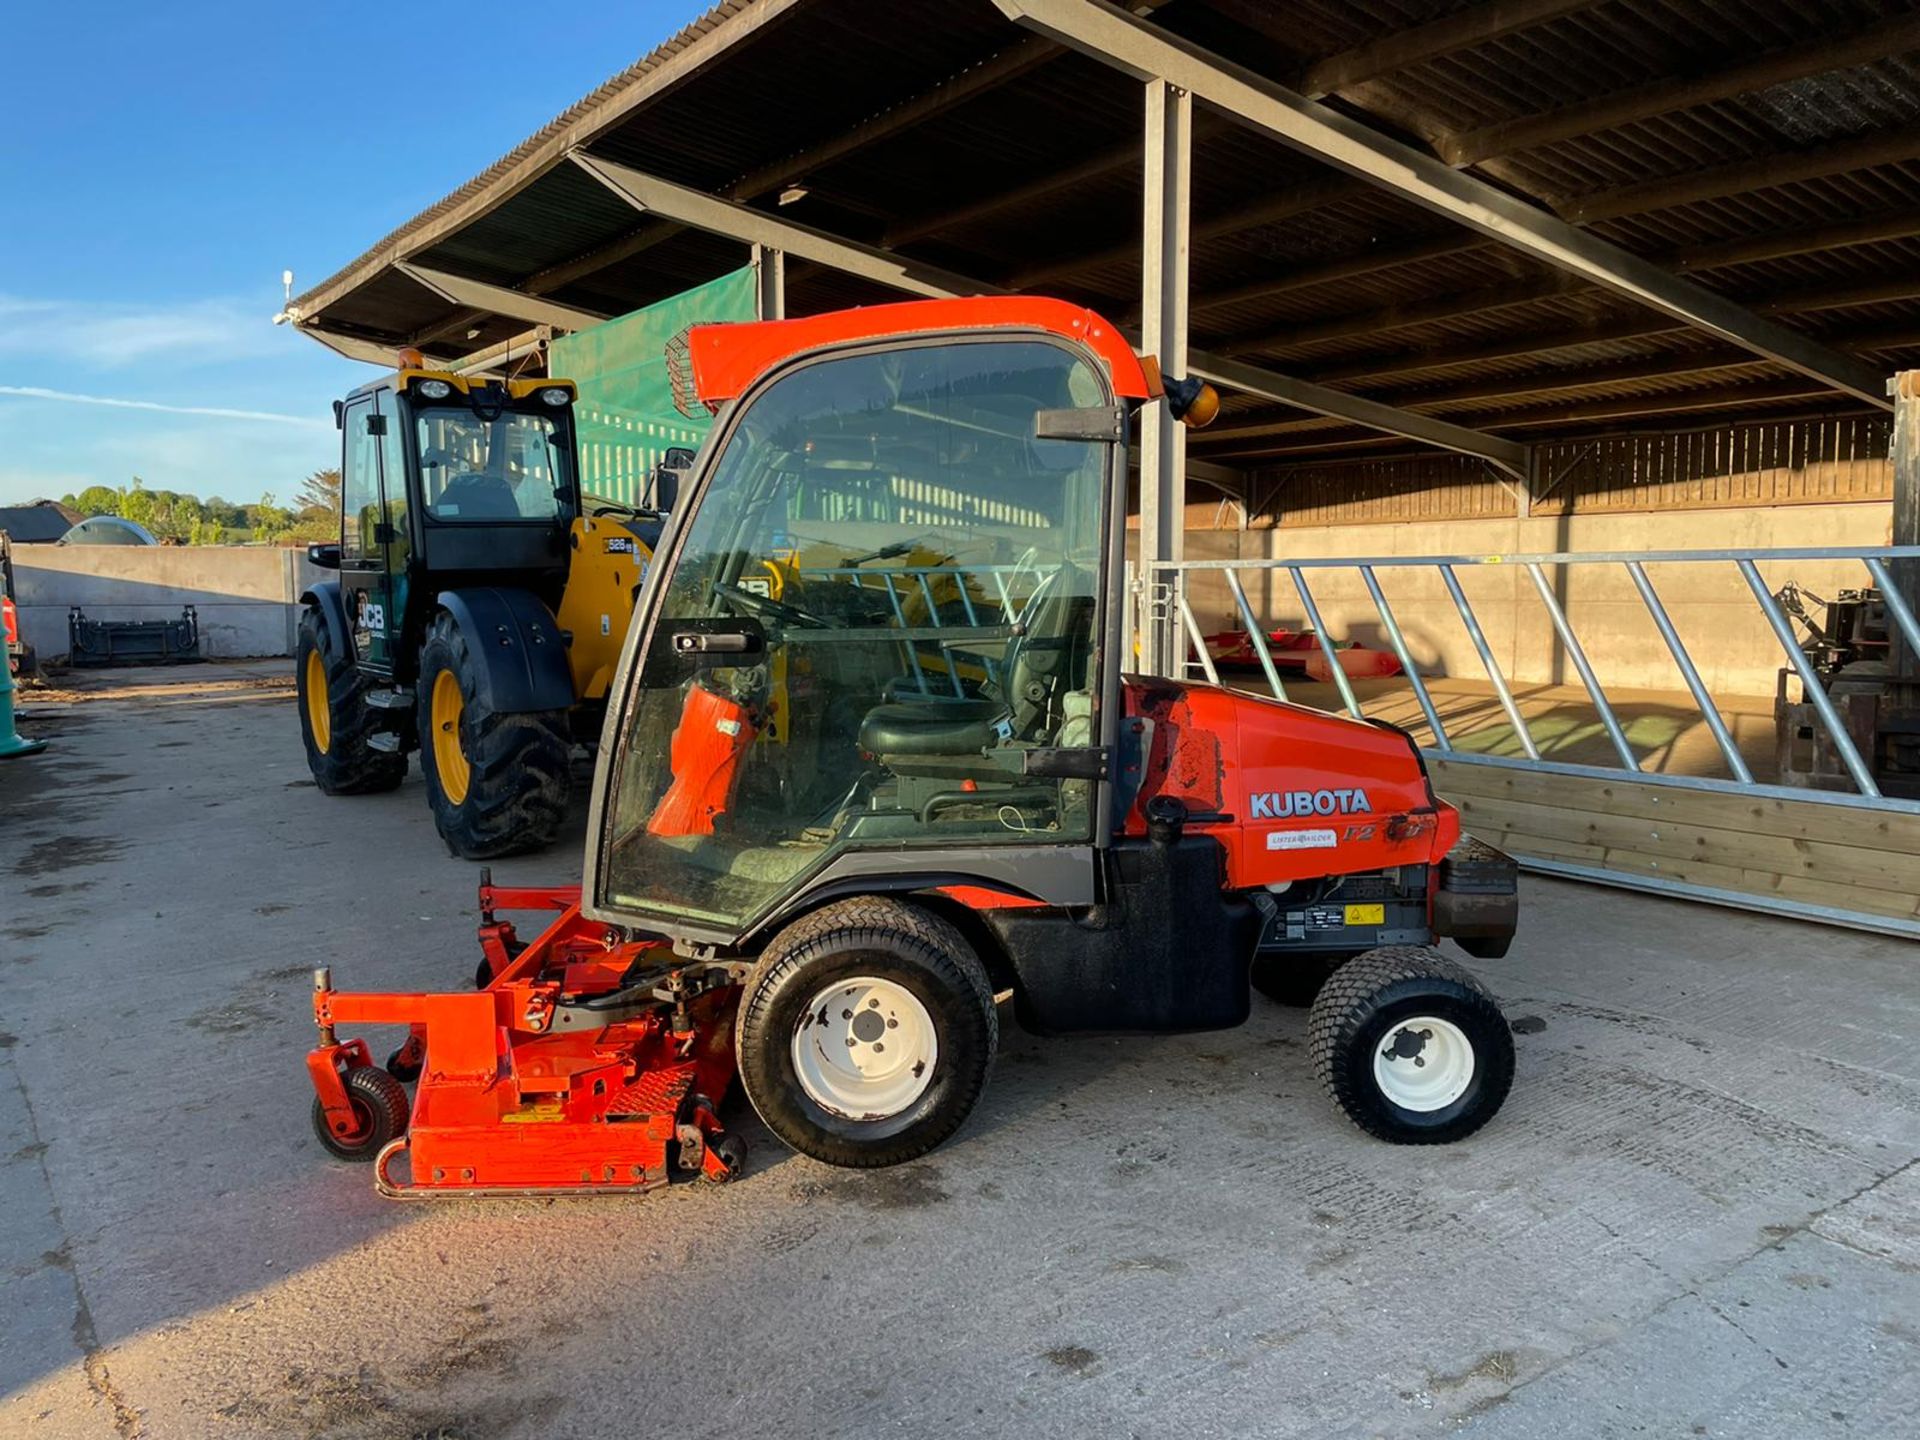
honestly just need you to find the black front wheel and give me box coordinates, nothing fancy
[415,610,572,859]
[735,897,998,1168]
[295,608,405,795]
[1308,946,1514,1145]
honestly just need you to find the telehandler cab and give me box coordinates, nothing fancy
[303,298,1521,1197]
[296,357,680,857]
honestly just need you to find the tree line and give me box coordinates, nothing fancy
[58,470,340,546]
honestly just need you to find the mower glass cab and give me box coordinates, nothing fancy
[597,337,1113,934]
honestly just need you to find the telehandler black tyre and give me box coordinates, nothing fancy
[296,608,406,795]
[736,897,998,1169]
[415,610,571,859]
[1309,946,1513,1145]
[311,1065,410,1162]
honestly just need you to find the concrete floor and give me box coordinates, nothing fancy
[2,663,1916,1440]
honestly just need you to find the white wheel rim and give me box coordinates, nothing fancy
[1372,1015,1476,1113]
[791,976,938,1120]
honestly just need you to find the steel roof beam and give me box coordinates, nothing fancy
[1203,351,1764,440]
[993,0,1891,410]
[569,151,1523,473]
[396,264,609,333]
[1308,313,1689,385]
[1012,175,1365,288]
[448,327,551,376]
[1443,13,1920,167]
[1297,0,1601,99]
[572,153,996,299]
[1672,210,1920,273]
[1223,272,1585,355]
[523,220,685,298]
[1188,232,1486,313]
[1567,128,1920,224]
[1184,353,1528,477]
[301,328,454,368]
[890,112,1245,251]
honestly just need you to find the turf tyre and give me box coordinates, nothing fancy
[311,1065,410,1162]
[1308,946,1513,1145]
[736,897,997,1168]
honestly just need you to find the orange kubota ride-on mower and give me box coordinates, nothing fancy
[306,298,1521,1197]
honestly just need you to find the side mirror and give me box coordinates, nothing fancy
[307,542,341,570]
[649,446,696,514]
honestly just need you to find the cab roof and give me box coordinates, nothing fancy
[685,297,1154,412]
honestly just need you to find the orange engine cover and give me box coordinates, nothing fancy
[1121,678,1458,888]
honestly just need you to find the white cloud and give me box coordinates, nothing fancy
[0,385,326,428]
[0,294,278,368]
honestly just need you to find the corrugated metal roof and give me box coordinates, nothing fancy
[293,0,1920,466]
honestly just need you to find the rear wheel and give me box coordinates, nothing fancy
[295,608,405,795]
[1308,946,1514,1145]
[735,897,997,1168]
[415,610,571,859]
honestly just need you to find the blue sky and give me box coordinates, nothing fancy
[0,1,708,507]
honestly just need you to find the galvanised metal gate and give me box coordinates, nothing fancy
[1131,546,1920,938]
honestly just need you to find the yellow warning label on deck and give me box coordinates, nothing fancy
[1344,904,1386,926]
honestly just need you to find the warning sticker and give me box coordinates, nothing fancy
[1343,903,1386,926]
[1266,828,1337,851]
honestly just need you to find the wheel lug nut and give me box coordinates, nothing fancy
[886,1018,898,1028]
[874,1042,884,1052]
[842,1009,852,1020]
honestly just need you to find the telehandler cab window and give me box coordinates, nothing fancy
[415,410,570,522]
[600,338,1112,932]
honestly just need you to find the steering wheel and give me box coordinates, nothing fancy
[712,580,828,629]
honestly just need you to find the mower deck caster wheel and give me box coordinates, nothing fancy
[312,1065,410,1162]
[706,1132,748,1182]
[385,1044,423,1084]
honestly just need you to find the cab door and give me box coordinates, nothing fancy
[584,334,1121,943]
[338,392,404,671]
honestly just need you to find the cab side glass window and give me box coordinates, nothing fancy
[375,395,410,567]
[340,400,380,563]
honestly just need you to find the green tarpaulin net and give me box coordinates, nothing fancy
[550,266,760,507]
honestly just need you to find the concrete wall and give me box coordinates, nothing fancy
[13,546,326,661]
[1157,501,1893,699]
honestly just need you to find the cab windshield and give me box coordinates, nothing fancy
[415,408,571,521]
[598,337,1112,933]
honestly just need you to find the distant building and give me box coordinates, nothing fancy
[0,499,82,544]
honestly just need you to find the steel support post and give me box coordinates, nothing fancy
[1138,77,1191,676]
[751,244,786,321]
[1892,374,1920,691]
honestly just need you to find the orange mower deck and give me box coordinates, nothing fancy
[307,876,745,1198]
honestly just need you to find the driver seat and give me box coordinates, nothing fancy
[858,697,1006,758]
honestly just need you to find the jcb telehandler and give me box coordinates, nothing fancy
[302,298,1521,1197]
[296,355,679,856]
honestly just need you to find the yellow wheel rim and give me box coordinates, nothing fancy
[304,650,331,755]
[431,669,471,805]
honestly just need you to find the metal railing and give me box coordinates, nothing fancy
[799,561,1055,698]
[1134,545,1920,803]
